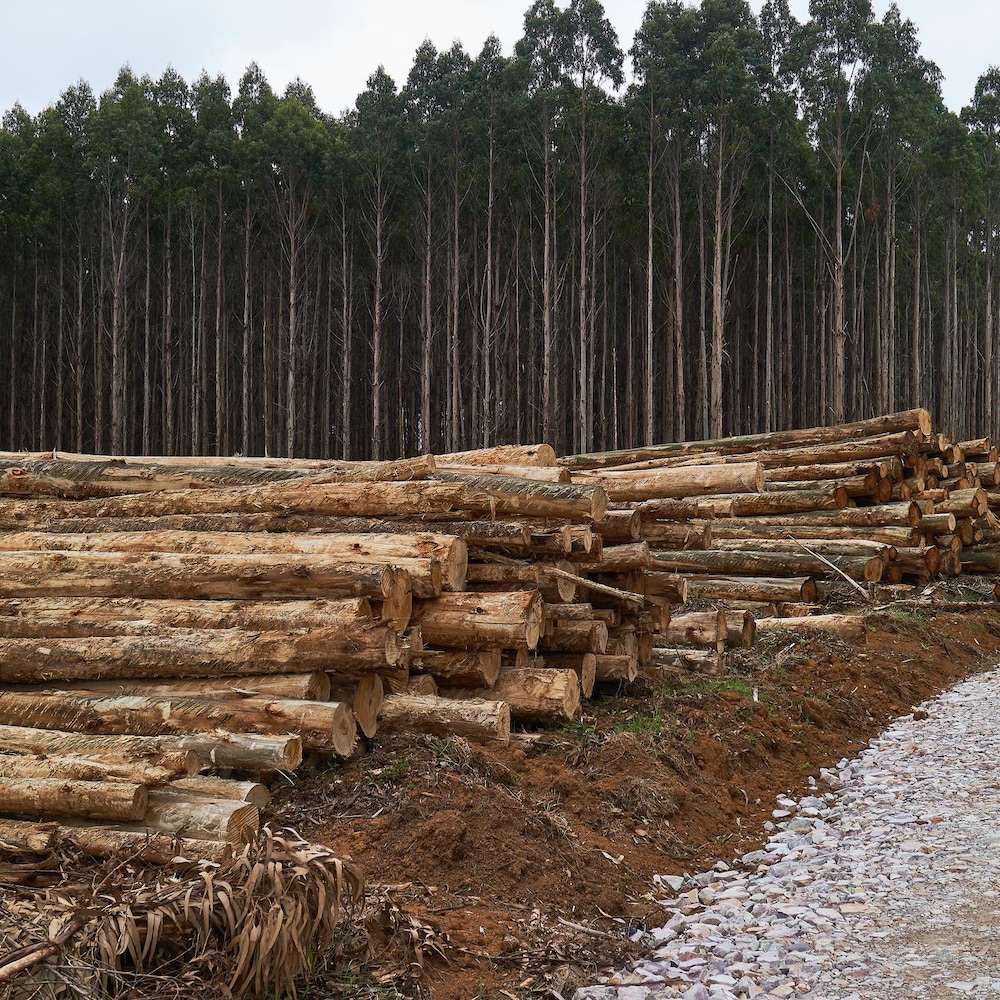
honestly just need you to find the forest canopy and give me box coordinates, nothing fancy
[1,0,998,460]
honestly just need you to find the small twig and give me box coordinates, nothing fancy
[555,917,622,941]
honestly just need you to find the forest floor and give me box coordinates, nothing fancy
[268,601,1000,1000]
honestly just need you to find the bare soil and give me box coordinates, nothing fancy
[267,606,1000,999]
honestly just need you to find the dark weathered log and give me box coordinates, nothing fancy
[0,692,357,756]
[0,818,58,853]
[722,610,756,649]
[631,498,733,520]
[465,562,540,586]
[378,694,511,743]
[409,591,544,650]
[0,550,412,602]
[641,518,713,550]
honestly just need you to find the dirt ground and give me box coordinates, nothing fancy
[266,603,1000,1000]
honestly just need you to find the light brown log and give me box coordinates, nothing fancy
[0,777,146,822]
[755,614,867,641]
[501,647,531,669]
[0,725,301,771]
[409,591,544,650]
[713,502,921,530]
[410,648,502,688]
[0,479,467,520]
[539,561,580,602]
[540,653,597,698]
[405,675,438,697]
[710,522,923,547]
[683,576,818,603]
[632,498,733,520]
[0,818,58,853]
[916,512,958,535]
[594,509,642,541]
[46,672,332,702]
[438,463,569,482]
[725,488,852,516]
[661,611,727,652]
[641,519,713,549]
[377,590,413,632]
[435,444,557,467]
[141,792,259,843]
[0,549,413,603]
[465,562,540,585]
[329,674,384,739]
[710,537,893,564]
[934,533,964,554]
[0,596,372,635]
[762,456,904,482]
[575,462,764,500]
[959,438,993,457]
[0,751,194,785]
[579,541,650,573]
[441,668,581,722]
[63,824,234,862]
[651,549,884,582]
[643,572,689,603]
[722,610,756,649]
[378,694,511,743]
[538,620,609,654]
[434,471,606,521]
[593,653,639,684]
[544,602,596,622]
[0,693,356,756]
[0,626,401,684]
[606,626,639,658]
[165,776,270,808]
[893,546,941,576]
[561,411,931,469]
[0,529,467,596]
[935,488,989,518]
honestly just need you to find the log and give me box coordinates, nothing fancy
[0,529,467,595]
[762,456,904,482]
[0,627,402,684]
[592,653,639,684]
[755,614,867,641]
[329,674,384,739]
[724,489,850,515]
[711,502,921,529]
[0,726,302,771]
[594,509,642,541]
[540,654,597,698]
[441,668,581,723]
[0,818,58,853]
[0,550,412,603]
[538,621,609,654]
[434,444,557,467]
[935,488,989,518]
[648,648,723,675]
[660,611,727,652]
[631,498,733,520]
[650,549,884,582]
[409,648,503,688]
[544,602,597,622]
[378,694,511,743]
[579,541,650,573]
[409,591,544,650]
[916,512,958,535]
[46,672,332,703]
[0,479,467,519]
[0,751,194,785]
[893,546,942,576]
[62,825,234,863]
[435,472,606,521]
[0,778,146,822]
[683,576,818,603]
[406,675,438,697]
[141,792,259,843]
[438,463,569,482]
[0,693,357,756]
[710,537,894,564]
[574,462,765,500]
[643,572,689,603]
[640,518,713,549]
[560,411,931,469]
[710,522,922,547]
[465,562,539,586]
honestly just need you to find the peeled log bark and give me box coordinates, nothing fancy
[561,410,931,469]
[0,751,194,785]
[141,792,259,843]
[0,777,146,822]
[0,693,356,756]
[755,614,867,641]
[410,648,503,688]
[0,550,412,603]
[574,462,764,501]
[651,550,884,583]
[0,480,467,520]
[435,444,557,467]
[661,611,726,652]
[540,654,597,698]
[329,674,385,739]
[63,825,235,863]
[0,530,467,595]
[683,576,818,604]
[378,694,511,743]
[436,472,607,522]
[409,591,543,650]
[441,668,581,723]
[0,626,401,684]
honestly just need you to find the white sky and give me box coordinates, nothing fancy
[1,1,995,121]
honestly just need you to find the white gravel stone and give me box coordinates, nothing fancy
[573,667,1000,1000]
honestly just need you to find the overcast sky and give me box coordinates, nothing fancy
[2,1,995,122]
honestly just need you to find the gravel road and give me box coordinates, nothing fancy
[575,666,1000,1000]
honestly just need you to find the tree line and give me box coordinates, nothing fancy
[1,0,998,460]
